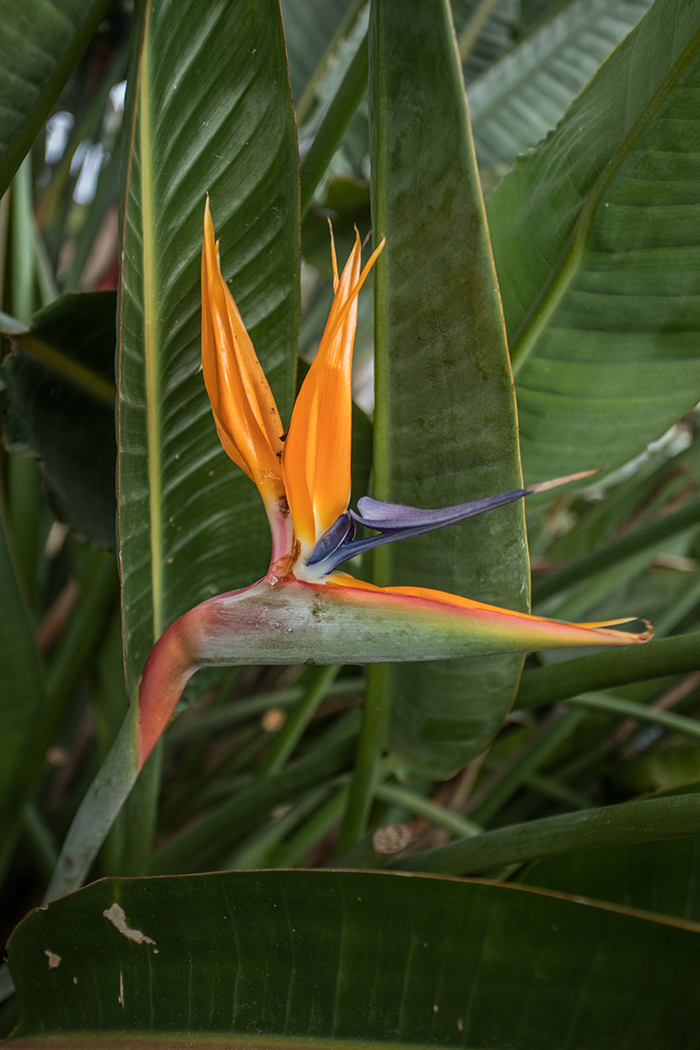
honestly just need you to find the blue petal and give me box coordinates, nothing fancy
[307,488,531,572]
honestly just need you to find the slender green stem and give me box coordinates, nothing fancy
[375,783,481,838]
[11,156,35,323]
[469,708,587,825]
[272,783,350,868]
[458,0,502,63]
[514,631,700,711]
[295,0,367,125]
[335,664,389,856]
[223,786,330,870]
[532,496,700,605]
[44,698,141,902]
[257,665,341,777]
[566,691,700,741]
[300,33,368,217]
[118,737,163,876]
[388,791,700,875]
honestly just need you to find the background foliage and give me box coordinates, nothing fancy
[2,0,700,1045]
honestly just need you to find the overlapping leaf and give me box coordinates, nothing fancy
[370,0,529,781]
[2,292,117,548]
[0,0,111,198]
[467,0,653,165]
[118,0,299,692]
[8,870,700,1048]
[488,0,700,486]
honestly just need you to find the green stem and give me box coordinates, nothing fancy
[532,496,700,605]
[566,691,700,741]
[335,664,389,856]
[257,665,341,777]
[118,737,163,875]
[375,783,481,838]
[271,783,350,868]
[44,698,141,902]
[295,0,367,125]
[300,33,368,217]
[11,156,35,323]
[223,786,330,870]
[514,631,700,711]
[458,0,502,63]
[388,791,700,875]
[469,708,587,825]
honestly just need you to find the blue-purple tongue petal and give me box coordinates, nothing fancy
[306,469,599,573]
[352,491,529,530]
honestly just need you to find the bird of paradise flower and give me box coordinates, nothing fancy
[44,200,651,902]
[136,199,652,765]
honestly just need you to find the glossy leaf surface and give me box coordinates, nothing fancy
[523,835,700,921]
[2,292,117,548]
[488,0,700,486]
[118,0,299,692]
[7,870,700,1048]
[0,0,111,197]
[467,0,653,165]
[371,0,529,781]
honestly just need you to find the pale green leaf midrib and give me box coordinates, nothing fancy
[139,2,164,641]
[509,21,700,376]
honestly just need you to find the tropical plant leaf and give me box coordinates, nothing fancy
[487,0,700,487]
[118,0,299,693]
[0,0,112,198]
[467,0,653,166]
[7,870,700,1048]
[522,787,700,921]
[2,292,117,548]
[371,0,529,781]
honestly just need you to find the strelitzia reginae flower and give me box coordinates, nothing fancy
[136,199,653,769]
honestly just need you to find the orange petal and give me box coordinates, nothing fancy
[283,230,384,552]
[201,197,284,500]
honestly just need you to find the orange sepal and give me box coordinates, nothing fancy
[201,197,285,500]
[283,229,384,552]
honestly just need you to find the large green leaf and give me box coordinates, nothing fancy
[118,0,299,692]
[2,292,117,548]
[7,870,700,1047]
[0,0,111,198]
[523,836,700,920]
[467,0,653,165]
[487,0,700,486]
[371,0,529,781]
